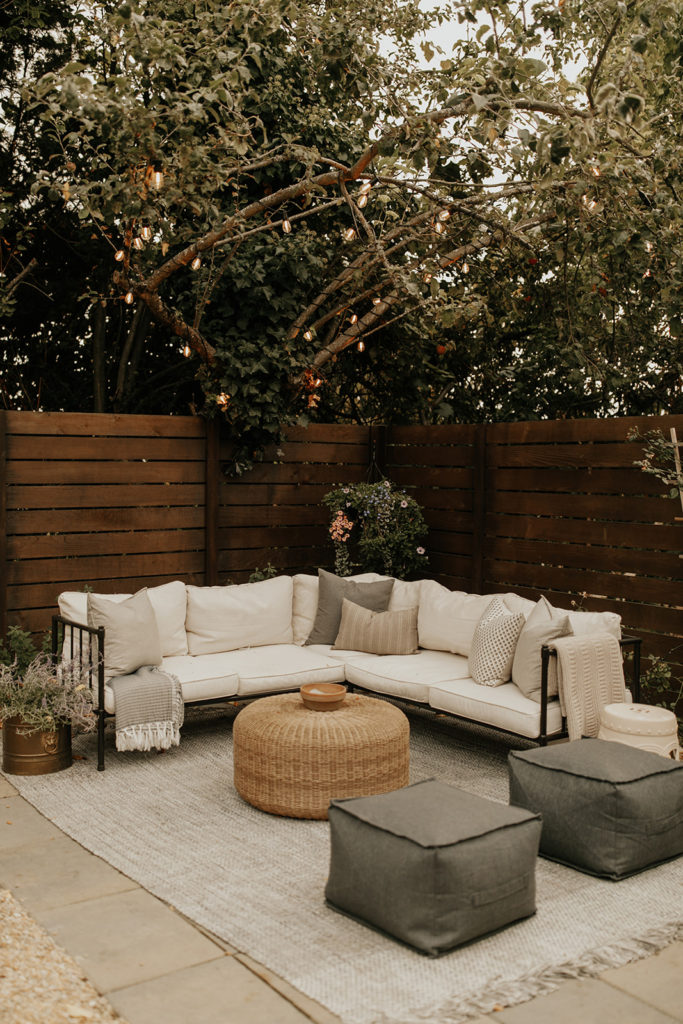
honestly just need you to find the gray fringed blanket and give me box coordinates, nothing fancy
[109,665,184,752]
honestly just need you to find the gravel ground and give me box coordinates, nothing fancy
[0,889,126,1024]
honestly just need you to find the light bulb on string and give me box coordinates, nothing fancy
[152,171,164,189]
[216,392,230,407]
[357,339,365,352]
[357,195,368,209]
[461,262,469,274]
[140,226,152,242]
[124,291,134,305]
[282,219,292,234]
[191,256,201,270]
[423,272,432,283]
[303,329,313,341]
[349,313,358,324]
[132,236,144,250]
[182,344,191,358]
[434,221,446,235]
[114,249,125,262]
[343,227,356,242]
[372,296,382,306]
[359,181,372,195]
[438,208,451,222]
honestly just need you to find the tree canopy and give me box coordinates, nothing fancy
[2,0,682,463]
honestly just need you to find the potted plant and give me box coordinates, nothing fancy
[0,626,95,775]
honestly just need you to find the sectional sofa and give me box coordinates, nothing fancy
[54,571,640,770]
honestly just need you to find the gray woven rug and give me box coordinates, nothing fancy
[3,707,682,1024]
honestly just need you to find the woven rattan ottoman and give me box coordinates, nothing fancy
[233,692,410,819]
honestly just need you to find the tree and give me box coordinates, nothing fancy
[4,0,683,459]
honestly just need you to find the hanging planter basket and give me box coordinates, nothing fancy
[2,717,72,776]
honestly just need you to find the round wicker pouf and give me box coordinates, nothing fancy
[233,692,410,819]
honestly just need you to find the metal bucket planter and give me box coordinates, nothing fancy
[2,717,72,775]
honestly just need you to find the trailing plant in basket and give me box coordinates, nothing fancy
[323,480,428,579]
[0,653,96,735]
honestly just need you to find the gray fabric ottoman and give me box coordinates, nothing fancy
[325,778,542,957]
[509,738,683,880]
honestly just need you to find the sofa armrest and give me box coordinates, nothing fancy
[539,634,642,744]
[51,615,106,713]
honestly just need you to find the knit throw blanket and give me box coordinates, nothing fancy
[108,665,184,752]
[549,634,626,741]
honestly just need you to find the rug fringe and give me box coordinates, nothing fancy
[371,920,683,1024]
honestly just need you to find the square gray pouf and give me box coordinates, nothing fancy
[325,778,541,957]
[509,738,683,880]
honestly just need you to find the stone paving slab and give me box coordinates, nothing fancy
[494,976,681,1024]
[34,888,224,993]
[107,956,313,1024]
[601,941,683,1021]
[0,832,136,912]
[0,777,18,798]
[0,792,65,850]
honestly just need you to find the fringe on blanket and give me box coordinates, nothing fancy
[369,920,683,1024]
[116,720,182,752]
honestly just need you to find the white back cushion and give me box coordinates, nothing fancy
[185,575,294,655]
[59,582,188,658]
[292,574,319,646]
[540,595,621,639]
[418,581,496,656]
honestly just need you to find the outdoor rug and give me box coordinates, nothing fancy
[3,706,682,1024]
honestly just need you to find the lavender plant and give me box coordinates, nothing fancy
[0,654,96,735]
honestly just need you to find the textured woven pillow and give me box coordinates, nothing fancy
[87,589,162,681]
[333,598,418,655]
[468,597,525,687]
[305,569,395,645]
[512,600,573,701]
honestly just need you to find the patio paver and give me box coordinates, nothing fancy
[493,975,681,1023]
[601,942,683,1020]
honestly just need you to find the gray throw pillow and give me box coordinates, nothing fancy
[512,614,573,702]
[87,589,162,681]
[305,569,394,645]
[333,598,418,655]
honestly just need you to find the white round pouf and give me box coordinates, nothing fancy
[598,703,680,759]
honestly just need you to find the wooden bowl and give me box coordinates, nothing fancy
[300,682,348,711]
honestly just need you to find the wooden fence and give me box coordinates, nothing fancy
[2,410,681,703]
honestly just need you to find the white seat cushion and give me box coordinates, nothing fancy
[231,645,346,696]
[347,650,471,704]
[101,654,241,714]
[428,678,564,739]
[306,643,378,667]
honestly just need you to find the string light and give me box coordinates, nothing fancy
[124,291,134,304]
[461,262,470,274]
[438,208,451,221]
[152,171,164,189]
[423,272,432,283]
[191,256,201,270]
[349,313,358,324]
[282,219,292,233]
[343,227,356,242]
[372,296,382,305]
[140,226,152,242]
[303,329,313,341]
[359,181,372,195]
[435,221,446,235]
[357,339,365,352]
[182,344,191,358]
[132,236,144,250]
[114,250,125,262]
[645,241,654,253]
[357,195,368,209]
[591,166,601,177]
[216,392,230,407]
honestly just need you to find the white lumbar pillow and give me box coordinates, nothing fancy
[292,574,320,646]
[185,575,294,655]
[418,580,496,656]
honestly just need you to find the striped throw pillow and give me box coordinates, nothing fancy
[333,598,419,656]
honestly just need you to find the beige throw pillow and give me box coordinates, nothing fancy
[305,569,395,646]
[87,589,162,681]
[512,607,573,702]
[468,597,525,687]
[333,599,419,656]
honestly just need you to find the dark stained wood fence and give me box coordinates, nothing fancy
[2,411,681,704]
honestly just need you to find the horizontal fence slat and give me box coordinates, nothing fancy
[487,537,679,579]
[484,559,681,607]
[8,460,205,486]
[8,529,205,560]
[489,442,658,470]
[487,415,682,444]
[9,436,203,462]
[5,411,205,438]
[7,551,206,586]
[485,513,681,552]
[487,467,664,496]
[486,490,675,522]
[8,484,205,509]
[217,525,328,550]
[6,506,206,535]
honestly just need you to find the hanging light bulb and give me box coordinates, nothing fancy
[282,219,292,233]
[303,329,313,341]
[140,225,152,242]
[461,262,470,274]
[152,170,164,189]
[114,249,125,262]
[349,313,358,324]
[357,195,368,209]
[372,296,382,305]
[343,227,356,242]
[359,181,372,195]
[591,166,601,177]
[191,256,201,270]
[216,392,230,407]
[182,344,191,358]
[438,208,451,221]
[423,272,432,283]
[132,236,144,250]
[434,221,446,235]
[124,291,134,304]
[357,339,365,352]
